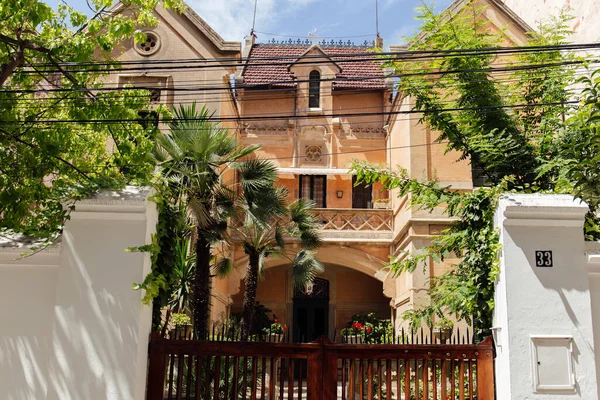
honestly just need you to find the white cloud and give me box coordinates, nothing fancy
[388,22,420,46]
[186,0,319,42]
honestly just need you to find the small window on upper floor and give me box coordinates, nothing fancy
[309,70,320,108]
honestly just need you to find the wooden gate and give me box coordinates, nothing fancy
[146,332,494,400]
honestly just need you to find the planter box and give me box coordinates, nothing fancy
[373,202,390,210]
[265,333,284,342]
[171,325,193,340]
[343,335,365,344]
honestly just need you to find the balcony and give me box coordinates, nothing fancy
[312,208,393,242]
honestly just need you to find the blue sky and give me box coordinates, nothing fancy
[47,0,455,47]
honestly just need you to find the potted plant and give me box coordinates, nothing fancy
[372,198,391,209]
[433,317,454,343]
[171,313,192,339]
[262,316,288,342]
[341,321,372,344]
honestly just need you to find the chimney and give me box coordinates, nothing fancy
[243,34,256,59]
[375,35,384,49]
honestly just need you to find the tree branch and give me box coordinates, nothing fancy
[0,127,93,181]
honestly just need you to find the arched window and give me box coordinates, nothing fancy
[309,70,320,108]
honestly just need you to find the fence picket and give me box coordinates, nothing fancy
[146,333,495,400]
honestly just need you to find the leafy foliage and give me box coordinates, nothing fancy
[353,4,600,337]
[152,103,260,337]
[0,0,184,241]
[131,186,190,330]
[340,312,393,344]
[224,162,323,338]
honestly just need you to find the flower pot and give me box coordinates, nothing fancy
[373,202,390,209]
[343,335,364,344]
[266,333,284,342]
[172,324,193,340]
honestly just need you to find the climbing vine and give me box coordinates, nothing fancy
[352,4,600,337]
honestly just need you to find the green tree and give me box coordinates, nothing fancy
[0,0,184,241]
[353,3,598,337]
[152,103,269,338]
[131,187,191,331]
[224,161,323,339]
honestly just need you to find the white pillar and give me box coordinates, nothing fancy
[493,194,598,398]
[585,242,600,398]
[46,187,156,400]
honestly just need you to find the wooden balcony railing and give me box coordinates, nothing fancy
[312,208,393,242]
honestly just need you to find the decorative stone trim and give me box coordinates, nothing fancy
[243,125,289,136]
[134,31,161,56]
[341,126,386,139]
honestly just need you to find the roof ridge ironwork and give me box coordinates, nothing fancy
[258,38,376,47]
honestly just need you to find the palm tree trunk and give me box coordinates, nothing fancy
[241,251,260,341]
[194,227,212,339]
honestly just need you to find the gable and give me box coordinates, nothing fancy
[288,44,342,72]
[411,0,533,47]
[109,1,240,61]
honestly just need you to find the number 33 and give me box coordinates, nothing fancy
[535,251,552,267]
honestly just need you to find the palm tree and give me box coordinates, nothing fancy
[153,103,267,337]
[225,160,324,339]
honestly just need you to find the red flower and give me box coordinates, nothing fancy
[274,319,278,323]
[366,327,372,333]
[351,322,364,330]
[283,325,288,330]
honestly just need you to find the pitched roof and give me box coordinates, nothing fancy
[288,44,342,71]
[242,44,387,90]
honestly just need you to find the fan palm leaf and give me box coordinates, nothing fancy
[152,103,263,337]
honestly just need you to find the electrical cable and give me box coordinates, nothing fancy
[0,100,581,125]
[17,42,600,68]
[3,58,596,95]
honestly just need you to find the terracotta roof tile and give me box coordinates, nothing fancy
[242,44,386,90]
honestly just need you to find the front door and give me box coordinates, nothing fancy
[292,278,330,343]
[293,299,329,343]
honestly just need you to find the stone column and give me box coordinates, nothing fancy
[493,194,598,398]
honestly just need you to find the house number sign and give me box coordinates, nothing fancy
[535,250,553,267]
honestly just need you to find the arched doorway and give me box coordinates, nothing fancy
[292,278,329,343]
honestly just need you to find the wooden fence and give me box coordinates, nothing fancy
[146,333,494,400]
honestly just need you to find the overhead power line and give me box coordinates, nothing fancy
[16,42,600,69]
[3,58,597,95]
[11,60,590,96]
[4,141,448,172]
[11,65,590,108]
[13,45,600,75]
[1,100,579,125]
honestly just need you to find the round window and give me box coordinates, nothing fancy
[135,32,160,56]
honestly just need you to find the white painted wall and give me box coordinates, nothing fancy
[585,241,600,398]
[502,0,600,44]
[0,248,60,400]
[0,187,156,400]
[493,194,598,399]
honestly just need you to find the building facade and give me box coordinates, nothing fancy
[501,0,600,44]
[225,38,395,341]
[109,0,536,340]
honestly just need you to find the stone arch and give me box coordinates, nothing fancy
[229,244,396,299]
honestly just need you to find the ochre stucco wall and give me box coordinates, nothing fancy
[229,263,391,339]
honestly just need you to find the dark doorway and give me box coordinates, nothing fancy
[293,278,329,378]
[299,175,327,208]
[292,278,330,343]
[352,175,372,209]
